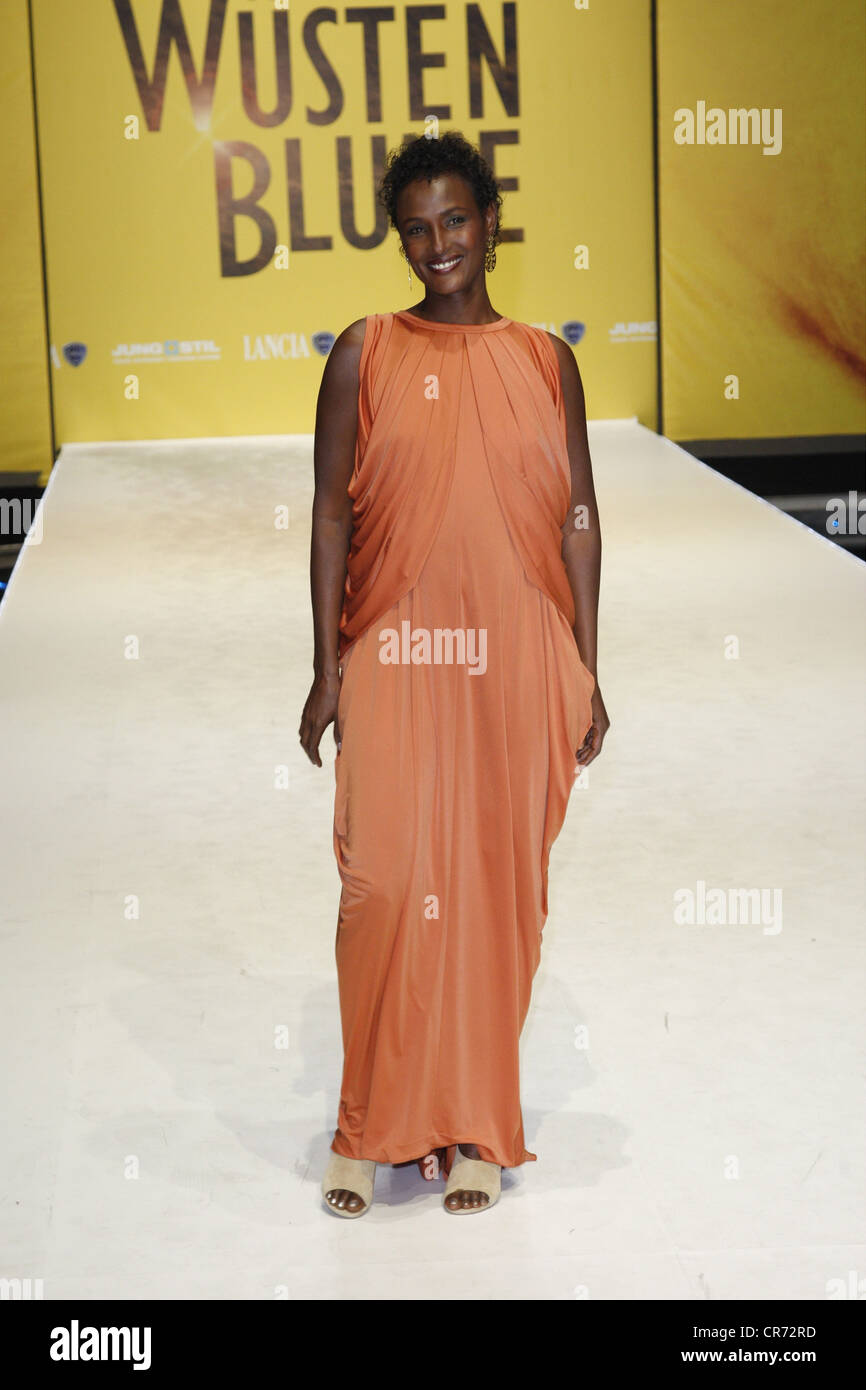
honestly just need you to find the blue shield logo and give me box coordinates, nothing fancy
[312,332,336,356]
[561,321,585,346]
[63,342,87,366]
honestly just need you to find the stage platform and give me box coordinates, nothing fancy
[1,421,863,1300]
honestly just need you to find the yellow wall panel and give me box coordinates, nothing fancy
[657,0,866,440]
[0,1,53,482]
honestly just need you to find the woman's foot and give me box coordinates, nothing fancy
[325,1186,365,1213]
[321,1154,377,1217]
[443,1142,496,1210]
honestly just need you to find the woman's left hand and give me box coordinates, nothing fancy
[576,685,610,768]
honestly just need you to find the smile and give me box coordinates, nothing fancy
[427,255,463,274]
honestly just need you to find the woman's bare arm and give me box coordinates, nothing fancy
[299,317,366,766]
[547,332,610,766]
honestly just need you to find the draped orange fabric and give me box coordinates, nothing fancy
[331,310,595,1176]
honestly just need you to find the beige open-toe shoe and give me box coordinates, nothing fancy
[321,1153,377,1218]
[443,1152,501,1214]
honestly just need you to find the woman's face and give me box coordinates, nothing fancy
[396,173,494,291]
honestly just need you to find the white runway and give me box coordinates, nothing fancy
[1,421,863,1301]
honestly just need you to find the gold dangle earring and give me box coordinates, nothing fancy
[399,243,412,287]
[485,234,497,273]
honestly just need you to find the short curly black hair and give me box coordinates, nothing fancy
[377,130,503,249]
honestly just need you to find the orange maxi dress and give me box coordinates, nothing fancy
[330,309,595,1178]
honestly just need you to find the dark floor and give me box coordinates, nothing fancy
[678,444,866,564]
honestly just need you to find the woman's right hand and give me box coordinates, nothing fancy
[299,672,341,767]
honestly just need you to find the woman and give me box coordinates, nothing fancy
[299,131,609,1217]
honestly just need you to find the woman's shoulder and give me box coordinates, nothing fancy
[513,321,580,377]
[507,317,564,348]
[321,318,372,377]
[333,317,369,348]
[330,313,399,354]
[537,325,575,365]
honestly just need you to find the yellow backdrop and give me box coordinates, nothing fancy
[25,0,656,477]
[6,0,862,484]
[0,1,52,480]
[657,0,866,440]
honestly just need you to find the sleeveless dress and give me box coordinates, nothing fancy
[330,310,595,1176]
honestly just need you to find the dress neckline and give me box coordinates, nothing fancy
[393,310,512,333]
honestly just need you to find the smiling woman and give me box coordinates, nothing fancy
[300,130,609,1221]
[380,132,504,314]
